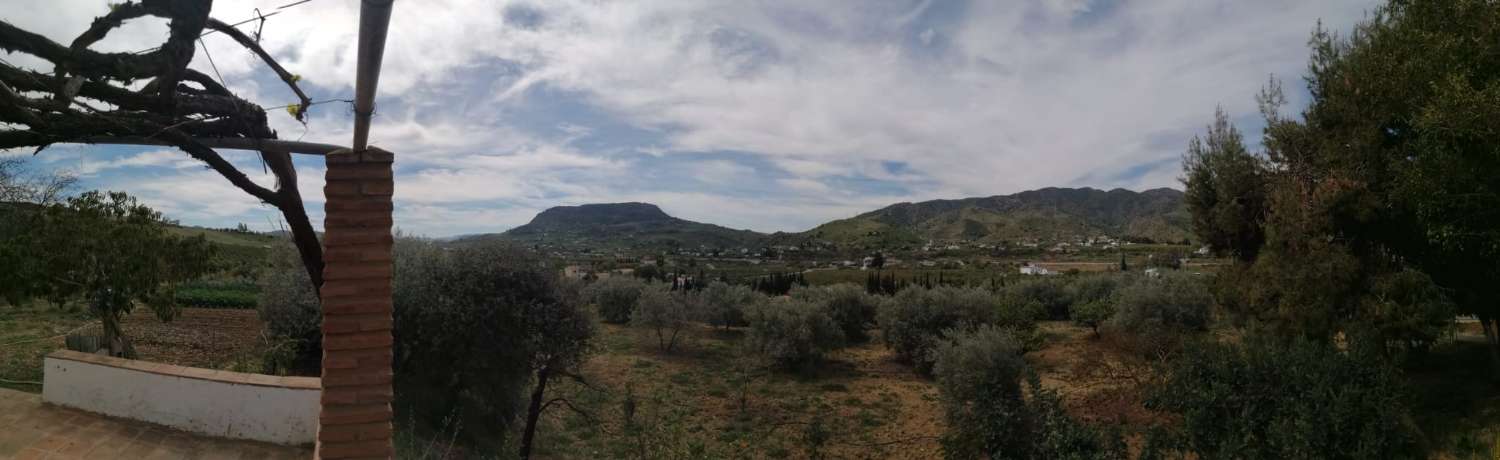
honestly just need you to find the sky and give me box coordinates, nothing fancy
[1,0,1377,237]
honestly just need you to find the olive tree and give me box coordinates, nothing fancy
[701,281,758,330]
[585,276,648,324]
[633,287,699,353]
[745,297,844,371]
[791,283,879,342]
[392,239,594,452]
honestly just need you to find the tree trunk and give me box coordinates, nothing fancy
[94,301,130,358]
[261,149,323,291]
[1479,313,1500,382]
[519,367,551,460]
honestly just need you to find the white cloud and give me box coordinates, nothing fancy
[2,0,1379,235]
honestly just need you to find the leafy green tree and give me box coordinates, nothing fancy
[1068,274,1130,335]
[23,191,213,357]
[1181,108,1268,262]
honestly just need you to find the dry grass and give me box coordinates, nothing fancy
[529,323,946,459]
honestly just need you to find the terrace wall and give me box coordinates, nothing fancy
[42,350,319,446]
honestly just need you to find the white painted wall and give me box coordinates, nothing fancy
[43,351,319,446]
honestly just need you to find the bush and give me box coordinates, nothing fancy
[1005,277,1074,320]
[1356,269,1454,356]
[933,325,1123,460]
[257,245,321,375]
[1146,337,1422,459]
[585,276,648,323]
[701,281,758,329]
[1107,273,1212,358]
[745,297,845,371]
[878,286,1038,374]
[791,283,879,342]
[392,238,581,450]
[633,287,699,353]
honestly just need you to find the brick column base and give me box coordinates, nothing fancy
[317,148,395,459]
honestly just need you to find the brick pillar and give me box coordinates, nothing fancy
[317,148,395,459]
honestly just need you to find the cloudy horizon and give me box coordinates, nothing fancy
[2,0,1375,237]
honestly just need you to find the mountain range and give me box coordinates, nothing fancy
[479,187,1191,251]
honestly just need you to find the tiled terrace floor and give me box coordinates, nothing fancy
[0,388,310,459]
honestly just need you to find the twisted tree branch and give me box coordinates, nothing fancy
[0,1,330,288]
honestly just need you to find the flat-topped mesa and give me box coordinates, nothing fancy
[514,202,675,232]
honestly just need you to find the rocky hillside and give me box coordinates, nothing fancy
[785,187,1191,248]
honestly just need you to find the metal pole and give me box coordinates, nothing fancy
[352,0,394,151]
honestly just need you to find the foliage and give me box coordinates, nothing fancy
[1189,0,1500,371]
[1181,108,1268,261]
[585,276,648,324]
[257,244,322,375]
[877,285,1037,374]
[392,238,588,450]
[3,191,212,357]
[1146,337,1422,459]
[700,281,758,329]
[744,297,845,371]
[791,283,879,342]
[933,325,1124,460]
[175,280,258,309]
[632,287,699,353]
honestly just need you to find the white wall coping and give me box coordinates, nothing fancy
[43,350,320,446]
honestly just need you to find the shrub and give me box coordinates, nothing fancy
[792,283,879,342]
[701,281,758,329]
[1356,269,1455,356]
[1107,273,1212,358]
[745,297,845,371]
[1005,277,1073,320]
[1146,337,1422,459]
[1068,274,1132,334]
[633,287,699,353]
[933,325,1123,460]
[585,276,648,323]
[878,286,1038,374]
[256,245,322,375]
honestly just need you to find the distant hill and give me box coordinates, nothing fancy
[471,188,1191,252]
[790,187,1191,248]
[489,202,765,250]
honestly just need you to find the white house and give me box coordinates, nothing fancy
[1019,264,1051,276]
